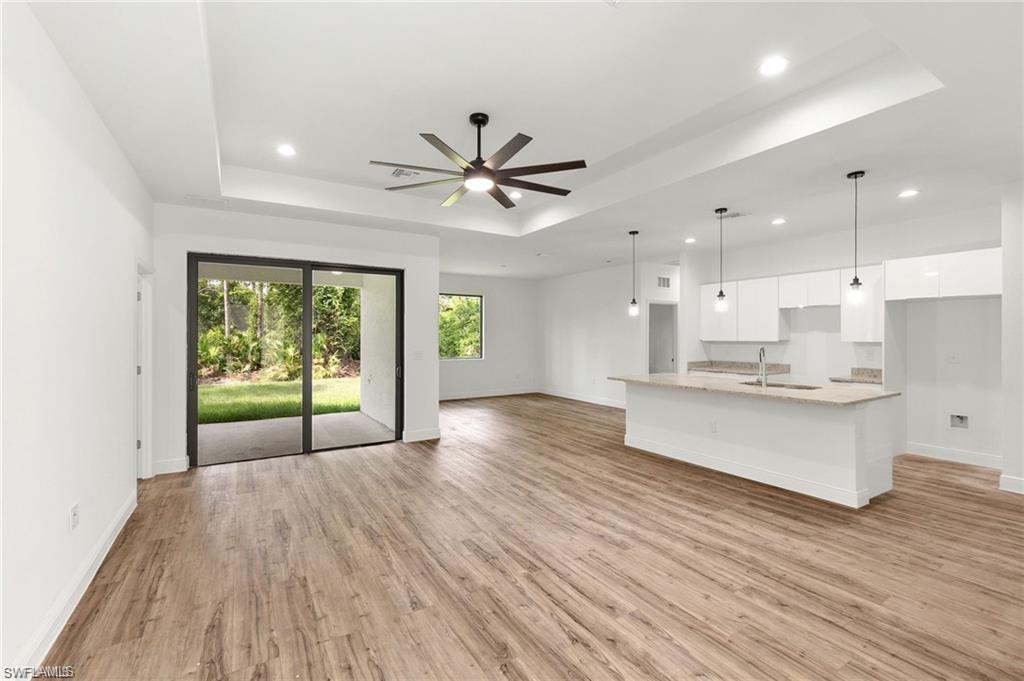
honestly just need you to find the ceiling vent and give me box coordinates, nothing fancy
[390,168,420,178]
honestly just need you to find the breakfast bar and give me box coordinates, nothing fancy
[609,373,902,508]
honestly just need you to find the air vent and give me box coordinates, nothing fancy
[390,168,420,178]
[657,276,671,288]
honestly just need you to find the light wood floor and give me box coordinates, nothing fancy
[46,394,1024,680]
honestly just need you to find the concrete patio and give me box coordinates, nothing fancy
[198,411,394,465]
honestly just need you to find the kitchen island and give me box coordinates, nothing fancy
[608,373,902,508]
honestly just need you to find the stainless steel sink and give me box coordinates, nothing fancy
[740,381,822,390]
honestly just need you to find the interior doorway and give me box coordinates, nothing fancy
[186,254,403,467]
[648,302,677,373]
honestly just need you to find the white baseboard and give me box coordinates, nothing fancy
[540,388,625,410]
[439,387,537,401]
[18,490,137,667]
[151,456,188,476]
[403,427,441,442]
[625,434,867,508]
[906,441,1003,469]
[999,474,1024,494]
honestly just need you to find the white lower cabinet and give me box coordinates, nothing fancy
[738,277,788,341]
[699,282,737,341]
[840,264,884,342]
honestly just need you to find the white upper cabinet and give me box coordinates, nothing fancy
[938,247,1002,297]
[699,282,737,341]
[778,274,807,309]
[806,269,841,306]
[738,277,788,341]
[780,270,841,308]
[840,264,884,342]
[885,255,940,300]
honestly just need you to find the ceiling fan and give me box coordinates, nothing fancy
[370,112,586,209]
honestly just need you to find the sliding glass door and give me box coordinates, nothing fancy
[187,254,403,467]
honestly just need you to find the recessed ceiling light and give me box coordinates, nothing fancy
[276,143,296,157]
[684,237,696,244]
[759,55,788,77]
[509,190,523,200]
[771,217,787,225]
[898,188,920,198]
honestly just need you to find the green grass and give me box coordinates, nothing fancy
[198,377,359,424]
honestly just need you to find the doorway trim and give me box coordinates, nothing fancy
[186,252,405,468]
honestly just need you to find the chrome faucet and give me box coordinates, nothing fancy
[758,346,767,388]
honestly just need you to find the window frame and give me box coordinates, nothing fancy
[438,292,484,361]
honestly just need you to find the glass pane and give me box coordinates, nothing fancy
[439,294,482,359]
[312,269,396,449]
[196,262,303,465]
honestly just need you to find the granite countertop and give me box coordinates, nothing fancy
[829,368,883,385]
[609,373,900,406]
[687,360,790,376]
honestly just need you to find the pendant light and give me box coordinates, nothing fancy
[846,170,866,305]
[627,230,640,317]
[714,208,729,313]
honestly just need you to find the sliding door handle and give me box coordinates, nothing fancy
[395,366,402,380]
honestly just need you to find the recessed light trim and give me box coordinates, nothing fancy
[276,143,296,157]
[771,217,787,225]
[759,55,788,77]
[684,237,696,244]
[898,188,920,198]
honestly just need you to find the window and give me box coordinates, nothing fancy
[439,294,483,359]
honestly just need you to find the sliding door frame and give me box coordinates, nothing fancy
[186,252,404,467]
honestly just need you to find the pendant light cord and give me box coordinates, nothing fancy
[853,174,859,279]
[632,231,637,300]
[719,212,724,292]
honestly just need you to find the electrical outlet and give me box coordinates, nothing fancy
[69,503,80,531]
[947,352,961,365]
[709,421,718,434]
[950,414,969,429]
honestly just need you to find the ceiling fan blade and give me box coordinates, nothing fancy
[497,160,587,178]
[488,185,516,209]
[420,133,471,169]
[484,133,533,170]
[441,184,469,207]
[385,177,462,191]
[370,161,461,176]
[498,177,571,196]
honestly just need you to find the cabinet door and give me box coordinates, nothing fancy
[806,269,841,306]
[699,282,737,341]
[778,273,807,309]
[885,255,940,300]
[738,277,786,341]
[939,247,1002,297]
[840,264,884,342]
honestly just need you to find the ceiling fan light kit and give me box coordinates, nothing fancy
[370,112,587,209]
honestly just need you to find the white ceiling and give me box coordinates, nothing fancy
[30,1,1023,278]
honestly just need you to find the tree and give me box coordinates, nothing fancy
[439,295,482,358]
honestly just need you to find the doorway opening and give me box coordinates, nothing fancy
[186,254,403,467]
[648,302,677,374]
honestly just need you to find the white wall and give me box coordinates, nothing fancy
[359,273,396,429]
[1,2,153,666]
[151,204,441,474]
[538,263,678,408]
[439,274,539,400]
[905,298,1003,468]
[1001,183,1024,492]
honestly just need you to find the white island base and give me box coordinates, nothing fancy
[617,379,901,508]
